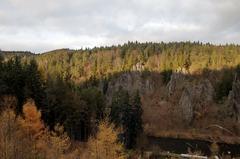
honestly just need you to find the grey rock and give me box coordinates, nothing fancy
[166,72,186,97]
[178,79,214,124]
[228,74,240,122]
[105,72,154,104]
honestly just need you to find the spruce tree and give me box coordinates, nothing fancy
[24,59,46,110]
[110,88,143,149]
[110,87,130,127]
[123,90,143,149]
[131,90,143,133]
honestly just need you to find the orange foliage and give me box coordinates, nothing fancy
[20,99,45,138]
[0,99,81,159]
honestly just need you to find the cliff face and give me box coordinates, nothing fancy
[166,71,187,97]
[178,79,214,124]
[166,70,214,125]
[228,73,240,122]
[106,72,154,95]
[102,68,240,135]
[104,71,157,105]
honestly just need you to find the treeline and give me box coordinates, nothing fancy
[24,41,240,104]
[32,42,240,84]
[2,42,240,85]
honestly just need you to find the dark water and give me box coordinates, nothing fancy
[147,136,240,157]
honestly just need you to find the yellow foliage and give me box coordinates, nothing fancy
[0,109,38,159]
[87,120,127,159]
[47,124,71,158]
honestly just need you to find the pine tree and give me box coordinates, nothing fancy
[24,59,46,109]
[110,87,130,127]
[110,89,143,149]
[4,57,25,114]
[123,91,143,149]
[131,90,143,134]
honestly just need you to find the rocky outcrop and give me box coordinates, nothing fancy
[166,71,186,97]
[178,79,214,124]
[178,86,194,123]
[228,74,240,122]
[105,72,154,104]
[107,72,153,93]
[166,69,214,124]
[194,79,214,102]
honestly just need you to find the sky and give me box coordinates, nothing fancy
[0,0,240,53]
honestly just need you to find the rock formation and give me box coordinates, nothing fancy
[105,72,154,104]
[228,73,240,122]
[178,79,214,124]
[166,71,186,97]
[142,67,217,125]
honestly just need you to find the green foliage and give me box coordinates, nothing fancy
[45,76,88,140]
[110,87,130,127]
[215,69,234,101]
[29,42,240,84]
[1,41,240,144]
[0,57,45,114]
[110,88,143,149]
[78,87,106,121]
[124,91,143,149]
[236,65,240,78]
[24,59,46,109]
[45,76,106,141]
[161,69,173,84]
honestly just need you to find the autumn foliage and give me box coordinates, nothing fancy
[87,120,127,159]
[20,99,45,138]
[0,99,127,159]
[0,99,77,159]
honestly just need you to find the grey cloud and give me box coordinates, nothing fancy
[0,0,240,52]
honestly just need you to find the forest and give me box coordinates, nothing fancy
[1,41,240,158]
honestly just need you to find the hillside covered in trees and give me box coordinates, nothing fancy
[1,41,240,158]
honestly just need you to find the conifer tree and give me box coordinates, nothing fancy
[123,91,143,149]
[110,89,143,149]
[110,87,130,127]
[20,99,45,138]
[87,119,126,159]
[24,59,45,109]
[131,91,143,141]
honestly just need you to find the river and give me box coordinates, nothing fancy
[146,136,240,157]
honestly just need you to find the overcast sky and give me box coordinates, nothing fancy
[0,0,240,53]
